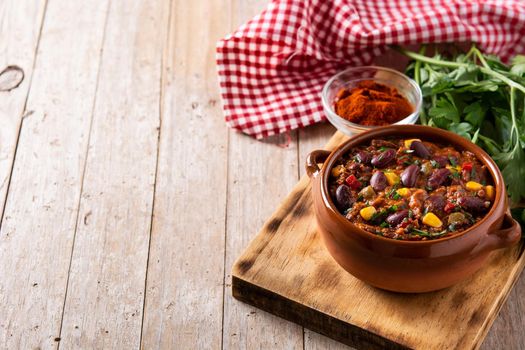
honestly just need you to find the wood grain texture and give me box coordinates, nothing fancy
[223,130,304,350]
[0,0,46,219]
[140,0,231,348]
[482,270,525,349]
[220,0,305,348]
[0,0,108,348]
[233,131,525,350]
[58,0,167,348]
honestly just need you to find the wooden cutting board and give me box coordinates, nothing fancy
[232,131,525,350]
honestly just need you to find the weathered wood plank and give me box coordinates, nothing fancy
[232,130,525,350]
[0,0,109,348]
[220,0,305,348]
[480,270,525,349]
[0,0,47,219]
[140,0,232,348]
[58,0,167,348]
[223,132,304,350]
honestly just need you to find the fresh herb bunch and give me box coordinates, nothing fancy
[397,45,525,226]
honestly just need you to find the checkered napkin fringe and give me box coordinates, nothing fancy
[216,0,525,139]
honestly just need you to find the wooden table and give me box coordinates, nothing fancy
[1,0,523,348]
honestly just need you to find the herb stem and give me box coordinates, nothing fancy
[396,46,466,68]
[397,46,525,94]
[473,48,490,69]
[414,45,427,124]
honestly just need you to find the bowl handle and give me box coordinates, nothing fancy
[305,150,331,179]
[476,213,521,254]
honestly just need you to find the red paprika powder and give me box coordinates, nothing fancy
[334,80,413,126]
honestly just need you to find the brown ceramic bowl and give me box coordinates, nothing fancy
[306,125,521,293]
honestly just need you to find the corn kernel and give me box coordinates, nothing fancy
[404,139,421,148]
[485,185,495,200]
[466,181,483,191]
[422,212,443,228]
[396,188,410,197]
[331,165,345,178]
[446,165,462,172]
[384,172,400,186]
[360,206,377,221]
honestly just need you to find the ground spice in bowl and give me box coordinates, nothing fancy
[334,80,413,126]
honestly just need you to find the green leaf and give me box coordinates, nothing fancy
[463,101,487,128]
[494,147,525,204]
[448,64,479,85]
[512,55,525,65]
[486,54,510,71]
[429,96,460,127]
[510,63,525,77]
[448,122,473,139]
[492,108,513,151]
[451,80,501,93]
[421,68,453,96]
[478,134,502,155]
[510,55,525,77]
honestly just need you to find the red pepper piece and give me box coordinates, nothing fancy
[444,202,455,213]
[345,174,362,190]
[462,162,473,171]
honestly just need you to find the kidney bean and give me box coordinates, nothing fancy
[335,184,355,211]
[457,196,488,213]
[386,210,409,226]
[355,151,371,164]
[370,171,388,191]
[427,168,451,189]
[371,149,396,168]
[410,141,431,159]
[425,195,445,213]
[432,155,449,168]
[401,164,419,187]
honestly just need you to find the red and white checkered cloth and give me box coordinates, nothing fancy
[217,0,525,139]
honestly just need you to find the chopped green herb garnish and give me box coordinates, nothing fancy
[380,222,389,228]
[388,205,399,212]
[392,193,402,200]
[448,156,457,166]
[386,187,396,198]
[410,228,448,237]
[430,160,439,168]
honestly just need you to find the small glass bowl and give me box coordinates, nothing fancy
[321,66,422,136]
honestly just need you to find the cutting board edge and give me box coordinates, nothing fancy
[231,274,412,350]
